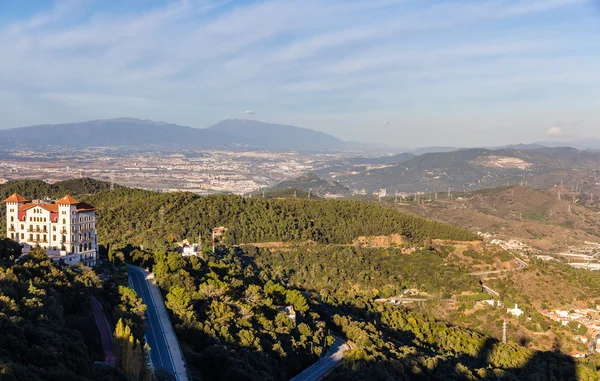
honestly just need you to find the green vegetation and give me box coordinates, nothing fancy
[246,245,479,298]
[84,187,478,252]
[131,250,328,381]
[0,247,129,381]
[3,179,600,381]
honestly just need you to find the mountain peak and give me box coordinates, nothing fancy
[0,118,369,152]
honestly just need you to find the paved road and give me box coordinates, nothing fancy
[290,336,349,381]
[482,284,500,297]
[128,265,178,379]
[90,295,117,365]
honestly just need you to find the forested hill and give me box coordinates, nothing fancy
[0,178,114,200]
[82,188,478,250]
[0,179,477,248]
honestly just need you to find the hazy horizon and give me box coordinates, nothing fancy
[1,0,599,147]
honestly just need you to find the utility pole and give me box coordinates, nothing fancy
[502,320,507,344]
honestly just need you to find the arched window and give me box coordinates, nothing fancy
[79,244,82,252]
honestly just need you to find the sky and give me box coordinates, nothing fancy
[1,0,599,148]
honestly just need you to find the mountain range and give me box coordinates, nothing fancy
[315,146,600,193]
[0,118,366,152]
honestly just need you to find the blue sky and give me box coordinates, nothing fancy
[0,0,599,147]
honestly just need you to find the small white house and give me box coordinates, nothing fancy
[181,244,200,256]
[507,304,523,317]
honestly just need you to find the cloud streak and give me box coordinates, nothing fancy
[0,0,597,146]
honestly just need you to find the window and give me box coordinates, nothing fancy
[53,226,56,231]
[44,218,46,222]
[10,233,14,239]
[53,235,56,241]
[29,234,33,241]
[10,216,14,222]
[63,218,66,224]
[21,233,24,239]
[21,224,24,230]
[43,234,47,242]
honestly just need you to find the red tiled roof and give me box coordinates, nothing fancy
[56,194,80,205]
[3,193,29,203]
[18,203,59,213]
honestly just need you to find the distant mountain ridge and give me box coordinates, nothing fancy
[0,118,370,152]
[318,146,600,193]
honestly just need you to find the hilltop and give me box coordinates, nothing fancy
[320,147,600,193]
[264,173,350,197]
[393,185,600,251]
[0,118,369,152]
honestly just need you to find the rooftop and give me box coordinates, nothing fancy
[3,193,29,203]
[4,193,95,212]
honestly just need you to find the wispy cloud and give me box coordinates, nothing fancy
[0,0,597,146]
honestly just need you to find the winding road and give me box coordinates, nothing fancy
[127,265,189,381]
[290,336,350,381]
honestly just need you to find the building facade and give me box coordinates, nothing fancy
[4,193,98,265]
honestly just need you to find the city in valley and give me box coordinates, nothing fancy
[0,147,346,194]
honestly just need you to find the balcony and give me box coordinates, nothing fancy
[8,227,15,232]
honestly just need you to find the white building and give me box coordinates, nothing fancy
[507,304,523,317]
[181,243,200,256]
[4,193,98,266]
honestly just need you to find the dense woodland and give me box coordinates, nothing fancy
[0,242,129,381]
[2,179,600,380]
[84,187,479,251]
[246,245,479,298]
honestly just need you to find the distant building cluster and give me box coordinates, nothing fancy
[490,238,529,251]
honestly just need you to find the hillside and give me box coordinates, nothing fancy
[0,118,365,152]
[0,244,134,380]
[323,147,600,193]
[393,185,600,251]
[5,178,600,380]
[265,173,350,196]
